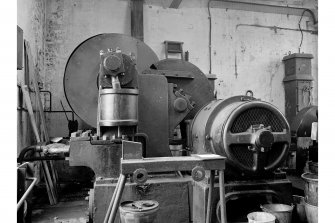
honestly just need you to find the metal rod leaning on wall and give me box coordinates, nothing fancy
[25,40,59,198]
[219,170,227,223]
[206,170,215,223]
[17,177,37,211]
[107,174,127,223]
[30,66,59,196]
[103,176,122,223]
[21,84,57,205]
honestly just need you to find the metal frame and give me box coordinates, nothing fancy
[105,154,227,223]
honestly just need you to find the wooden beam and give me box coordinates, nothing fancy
[131,0,144,41]
[169,0,183,9]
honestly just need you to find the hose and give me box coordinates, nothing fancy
[17,145,40,164]
[17,143,69,163]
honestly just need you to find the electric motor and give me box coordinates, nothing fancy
[191,95,290,176]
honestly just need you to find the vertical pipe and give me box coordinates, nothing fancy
[206,170,215,223]
[208,0,212,74]
[108,174,127,223]
[103,178,122,223]
[219,170,226,223]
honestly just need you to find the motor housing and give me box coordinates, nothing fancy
[191,96,291,176]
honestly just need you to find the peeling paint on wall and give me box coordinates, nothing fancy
[44,0,131,137]
[17,0,47,154]
[42,0,317,137]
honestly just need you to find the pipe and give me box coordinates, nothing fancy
[103,178,122,223]
[43,144,70,154]
[236,24,317,34]
[208,0,213,74]
[108,174,127,223]
[39,89,75,120]
[17,145,41,164]
[218,170,226,223]
[17,177,37,211]
[18,143,69,163]
[206,170,215,223]
[212,0,317,24]
[21,156,66,161]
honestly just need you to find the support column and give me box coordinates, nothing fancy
[131,0,144,41]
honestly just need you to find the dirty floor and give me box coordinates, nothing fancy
[29,175,305,223]
[31,183,90,223]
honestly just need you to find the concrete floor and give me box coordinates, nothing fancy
[31,183,90,223]
[29,175,305,223]
[31,200,88,223]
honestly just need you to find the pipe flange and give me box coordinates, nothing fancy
[191,166,205,182]
[133,168,148,184]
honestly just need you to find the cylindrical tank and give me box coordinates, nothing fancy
[191,96,291,176]
[99,88,139,127]
[119,200,159,223]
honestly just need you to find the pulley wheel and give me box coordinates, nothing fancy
[64,33,159,127]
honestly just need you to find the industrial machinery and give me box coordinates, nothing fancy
[288,106,318,174]
[20,33,293,223]
[191,96,292,222]
[64,33,213,222]
[281,53,317,175]
[191,96,291,178]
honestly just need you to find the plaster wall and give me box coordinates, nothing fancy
[144,0,318,111]
[44,0,318,137]
[17,0,46,154]
[44,0,130,137]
